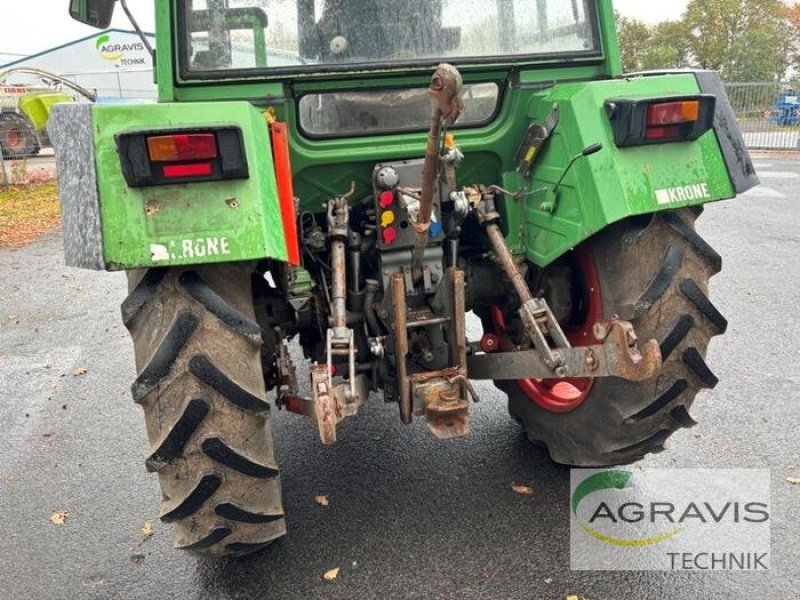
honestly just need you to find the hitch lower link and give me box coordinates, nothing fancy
[468,187,662,383]
[277,192,367,445]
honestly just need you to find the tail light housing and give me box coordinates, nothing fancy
[605,95,716,147]
[116,127,248,187]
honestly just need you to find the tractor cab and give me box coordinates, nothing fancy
[173,0,599,133]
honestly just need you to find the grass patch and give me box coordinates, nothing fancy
[0,183,61,248]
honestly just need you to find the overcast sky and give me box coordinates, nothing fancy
[0,1,685,56]
[613,0,689,23]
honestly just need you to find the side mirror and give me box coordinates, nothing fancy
[69,0,116,28]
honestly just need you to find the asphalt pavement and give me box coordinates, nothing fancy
[1,153,799,600]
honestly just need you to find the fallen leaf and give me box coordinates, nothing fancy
[322,567,340,582]
[73,367,88,377]
[50,509,68,526]
[4,475,15,485]
[7,314,20,324]
[315,495,330,507]
[141,521,154,538]
[566,596,588,600]
[511,482,534,495]
[0,183,61,248]
[787,478,800,486]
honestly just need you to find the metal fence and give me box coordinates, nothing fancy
[724,82,800,150]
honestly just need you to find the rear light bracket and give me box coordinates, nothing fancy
[116,126,249,187]
[605,95,716,148]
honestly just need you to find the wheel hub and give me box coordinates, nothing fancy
[490,245,602,414]
[7,128,22,150]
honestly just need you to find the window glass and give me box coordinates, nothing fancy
[181,0,598,74]
[298,82,500,136]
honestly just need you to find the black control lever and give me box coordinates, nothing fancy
[552,143,604,196]
[537,142,604,213]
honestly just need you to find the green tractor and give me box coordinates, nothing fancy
[52,0,757,557]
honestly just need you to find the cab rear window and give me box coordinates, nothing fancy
[298,83,500,137]
[179,0,600,78]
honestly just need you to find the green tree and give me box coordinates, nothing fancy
[684,0,792,81]
[640,21,693,71]
[785,2,800,77]
[616,16,693,73]
[616,14,651,72]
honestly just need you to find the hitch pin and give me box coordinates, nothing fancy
[447,373,481,404]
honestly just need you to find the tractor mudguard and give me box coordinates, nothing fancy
[516,71,758,267]
[49,102,290,271]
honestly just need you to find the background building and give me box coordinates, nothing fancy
[0,29,156,101]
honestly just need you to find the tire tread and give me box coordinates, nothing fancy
[633,244,684,317]
[125,266,285,558]
[497,211,724,466]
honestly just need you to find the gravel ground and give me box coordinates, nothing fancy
[0,153,798,600]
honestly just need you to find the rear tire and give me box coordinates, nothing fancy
[493,209,726,466]
[122,264,286,557]
[0,113,39,159]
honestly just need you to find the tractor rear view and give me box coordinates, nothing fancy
[52,0,758,558]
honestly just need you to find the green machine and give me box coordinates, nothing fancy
[52,0,758,557]
[0,69,98,158]
[0,88,69,158]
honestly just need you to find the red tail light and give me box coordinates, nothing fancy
[647,101,701,127]
[646,125,682,140]
[606,95,716,147]
[116,127,248,187]
[147,133,218,162]
[163,163,213,178]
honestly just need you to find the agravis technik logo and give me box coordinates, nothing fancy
[95,34,147,64]
[95,34,124,61]
[570,469,771,571]
[572,470,682,547]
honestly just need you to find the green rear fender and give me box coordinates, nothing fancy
[50,101,289,271]
[93,102,288,270]
[511,73,756,266]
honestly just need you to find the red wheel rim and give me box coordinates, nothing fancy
[7,128,22,150]
[490,244,602,414]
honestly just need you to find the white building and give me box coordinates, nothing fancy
[0,29,156,101]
